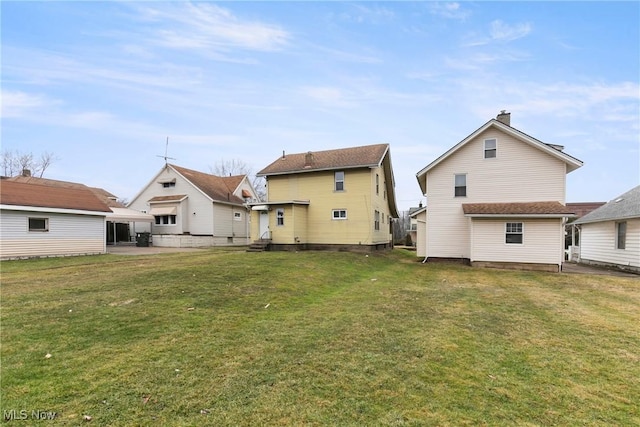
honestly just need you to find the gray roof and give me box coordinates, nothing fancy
[574,185,640,224]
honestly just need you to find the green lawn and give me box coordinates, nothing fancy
[1,249,638,426]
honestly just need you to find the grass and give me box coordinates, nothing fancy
[1,249,639,426]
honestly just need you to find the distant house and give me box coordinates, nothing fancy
[573,185,640,273]
[0,180,112,259]
[409,205,427,253]
[8,175,154,245]
[564,202,606,261]
[249,144,399,252]
[127,164,259,247]
[415,112,583,272]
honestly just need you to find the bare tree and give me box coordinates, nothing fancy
[1,150,59,177]
[209,158,266,201]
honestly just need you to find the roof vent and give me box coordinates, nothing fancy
[304,152,314,168]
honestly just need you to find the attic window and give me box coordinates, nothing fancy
[484,139,497,159]
[159,179,176,188]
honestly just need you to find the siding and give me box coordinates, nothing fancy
[426,128,567,259]
[580,219,640,268]
[265,167,393,245]
[470,218,564,265]
[1,210,105,258]
[415,210,427,258]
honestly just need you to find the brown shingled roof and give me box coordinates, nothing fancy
[257,144,389,176]
[1,180,112,213]
[565,202,606,218]
[148,194,188,202]
[170,165,246,205]
[8,176,125,208]
[462,201,575,216]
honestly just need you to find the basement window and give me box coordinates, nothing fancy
[28,217,49,232]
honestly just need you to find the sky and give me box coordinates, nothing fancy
[2,1,639,212]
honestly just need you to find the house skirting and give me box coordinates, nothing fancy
[152,234,250,248]
[269,242,392,253]
[472,261,560,273]
[578,258,640,275]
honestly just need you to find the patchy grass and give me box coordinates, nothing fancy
[1,249,639,426]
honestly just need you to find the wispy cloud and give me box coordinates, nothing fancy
[490,20,532,42]
[1,90,59,118]
[428,2,471,20]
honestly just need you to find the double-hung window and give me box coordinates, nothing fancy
[506,222,523,244]
[276,208,285,226]
[376,174,379,195]
[335,171,345,191]
[454,174,467,197]
[374,210,380,231]
[484,139,497,158]
[616,221,627,249]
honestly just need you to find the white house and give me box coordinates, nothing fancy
[573,185,640,273]
[0,180,112,259]
[128,164,259,247]
[415,112,583,272]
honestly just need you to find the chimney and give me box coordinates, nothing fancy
[304,151,314,168]
[496,110,511,126]
[22,169,31,177]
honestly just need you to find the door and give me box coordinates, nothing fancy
[259,211,270,239]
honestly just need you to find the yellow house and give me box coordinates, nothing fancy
[249,144,399,252]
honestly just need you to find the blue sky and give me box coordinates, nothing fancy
[2,1,639,212]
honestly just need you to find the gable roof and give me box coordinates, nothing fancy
[1,180,112,213]
[463,201,575,217]
[8,175,125,208]
[416,118,583,194]
[169,164,247,205]
[574,185,640,224]
[257,144,390,176]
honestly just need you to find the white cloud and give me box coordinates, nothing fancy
[428,2,471,20]
[0,90,58,118]
[489,20,532,42]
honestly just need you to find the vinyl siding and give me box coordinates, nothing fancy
[1,210,105,258]
[265,167,392,245]
[470,218,564,265]
[426,128,567,259]
[580,219,640,268]
[415,210,427,258]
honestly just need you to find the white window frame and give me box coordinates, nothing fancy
[276,208,285,226]
[155,215,177,225]
[454,174,467,197]
[505,222,524,244]
[234,212,242,221]
[374,210,380,231]
[616,221,627,250]
[335,171,345,192]
[332,209,347,220]
[28,217,49,232]
[484,138,497,159]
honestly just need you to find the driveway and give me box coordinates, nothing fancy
[562,262,638,278]
[107,245,207,256]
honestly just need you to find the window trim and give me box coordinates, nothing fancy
[376,173,379,195]
[155,215,177,225]
[374,210,380,231]
[28,217,49,232]
[454,174,467,197]
[276,208,285,226]
[616,221,627,250]
[234,212,242,221]
[332,209,347,220]
[484,138,497,159]
[505,222,524,245]
[334,171,345,192]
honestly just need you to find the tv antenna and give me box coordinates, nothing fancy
[157,137,176,165]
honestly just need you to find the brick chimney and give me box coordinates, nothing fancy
[496,110,511,126]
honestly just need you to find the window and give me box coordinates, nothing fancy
[332,209,347,220]
[29,217,49,232]
[484,138,497,158]
[506,222,523,244]
[276,208,284,226]
[234,212,242,221]
[162,182,175,188]
[155,215,176,225]
[374,210,380,231]
[616,221,627,249]
[454,174,467,197]
[376,174,379,195]
[335,171,345,191]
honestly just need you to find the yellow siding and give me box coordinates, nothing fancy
[261,167,393,245]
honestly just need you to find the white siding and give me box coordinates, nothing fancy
[415,210,427,258]
[426,127,567,259]
[213,204,233,236]
[470,218,564,265]
[580,219,640,268]
[1,210,105,258]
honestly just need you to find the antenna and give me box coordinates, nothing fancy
[156,137,176,165]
